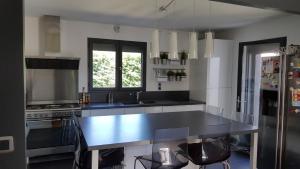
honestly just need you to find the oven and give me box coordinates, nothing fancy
[26,109,81,160]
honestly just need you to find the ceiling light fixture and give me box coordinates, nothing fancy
[150,29,160,59]
[150,0,160,59]
[204,1,214,58]
[189,0,198,59]
[168,0,179,60]
[169,31,179,60]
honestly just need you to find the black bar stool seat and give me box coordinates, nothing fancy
[179,135,231,169]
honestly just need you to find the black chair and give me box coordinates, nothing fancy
[180,135,231,169]
[134,127,189,169]
[72,116,124,169]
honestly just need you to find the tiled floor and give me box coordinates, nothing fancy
[28,152,249,169]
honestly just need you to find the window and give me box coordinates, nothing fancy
[88,38,147,91]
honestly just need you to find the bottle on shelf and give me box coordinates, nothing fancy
[79,87,90,105]
[290,108,300,114]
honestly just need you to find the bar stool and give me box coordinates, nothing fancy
[134,127,189,169]
[178,106,231,169]
[72,116,124,169]
[181,135,231,169]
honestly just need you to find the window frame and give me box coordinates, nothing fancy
[88,38,147,92]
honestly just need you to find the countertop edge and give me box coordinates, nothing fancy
[81,100,206,110]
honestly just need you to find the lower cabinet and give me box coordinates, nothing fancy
[81,110,90,117]
[144,106,163,113]
[162,104,205,113]
[124,107,145,114]
[82,104,205,117]
[90,108,124,116]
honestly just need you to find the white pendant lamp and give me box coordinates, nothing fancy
[189,31,198,59]
[204,31,214,58]
[204,1,214,58]
[189,0,198,59]
[169,31,179,60]
[150,29,160,58]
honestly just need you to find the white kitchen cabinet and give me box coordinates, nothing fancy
[190,39,234,117]
[90,108,124,116]
[86,104,205,117]
[81,110,90,117]
[162,104,205,113]
[123,107,145,114]
[144,106,163,113]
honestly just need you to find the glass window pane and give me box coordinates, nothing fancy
[93,50,116,88]
[122,52,142,88]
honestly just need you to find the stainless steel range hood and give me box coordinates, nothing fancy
[39,15,61,56]
[25,15,80,105]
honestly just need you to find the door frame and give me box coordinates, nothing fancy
[236,37,287,112]
[0,0,25,168]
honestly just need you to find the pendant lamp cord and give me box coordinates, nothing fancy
[209,0,212,32]
[155,0,159,28]
[193,0,196,32]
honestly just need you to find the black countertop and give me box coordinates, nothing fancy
[78,111,258,150]
[81,100,205,110]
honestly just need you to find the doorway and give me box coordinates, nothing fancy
[236,37,287,169]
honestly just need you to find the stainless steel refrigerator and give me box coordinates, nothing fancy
[237,42,300,169]
[277,45,300,169]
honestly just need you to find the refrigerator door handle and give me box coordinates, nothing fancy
[275,50,288,169]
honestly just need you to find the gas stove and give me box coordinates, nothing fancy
[26,103,81,119]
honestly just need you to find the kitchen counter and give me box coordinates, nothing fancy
[79,111,258,150]
[78,110,259,169]
[81,100,205,110]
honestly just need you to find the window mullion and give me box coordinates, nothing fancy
[116,41,122,90]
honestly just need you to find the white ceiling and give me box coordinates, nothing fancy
[25,0,286,30]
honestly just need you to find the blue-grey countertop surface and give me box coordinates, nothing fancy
[78,111,258,150]
[81,100,205,110]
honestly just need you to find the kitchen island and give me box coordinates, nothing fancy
[78,111,258,169]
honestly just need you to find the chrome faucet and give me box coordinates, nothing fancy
[108,92,114,104]
[136,91,142,103]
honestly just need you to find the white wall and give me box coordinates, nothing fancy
[217,14,300,120]
[24,16,190,92]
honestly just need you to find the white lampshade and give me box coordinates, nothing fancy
[204,31,214,58]
[188,32,198,59]
[169,31,179,60]
[150,29,160,58]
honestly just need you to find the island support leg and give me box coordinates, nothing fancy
[250,132,258,169]
[92,150,99,169]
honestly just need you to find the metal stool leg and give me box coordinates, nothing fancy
[222,160,230,169]
[134,158,138,169]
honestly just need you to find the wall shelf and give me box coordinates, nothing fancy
[153,68,187,82]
